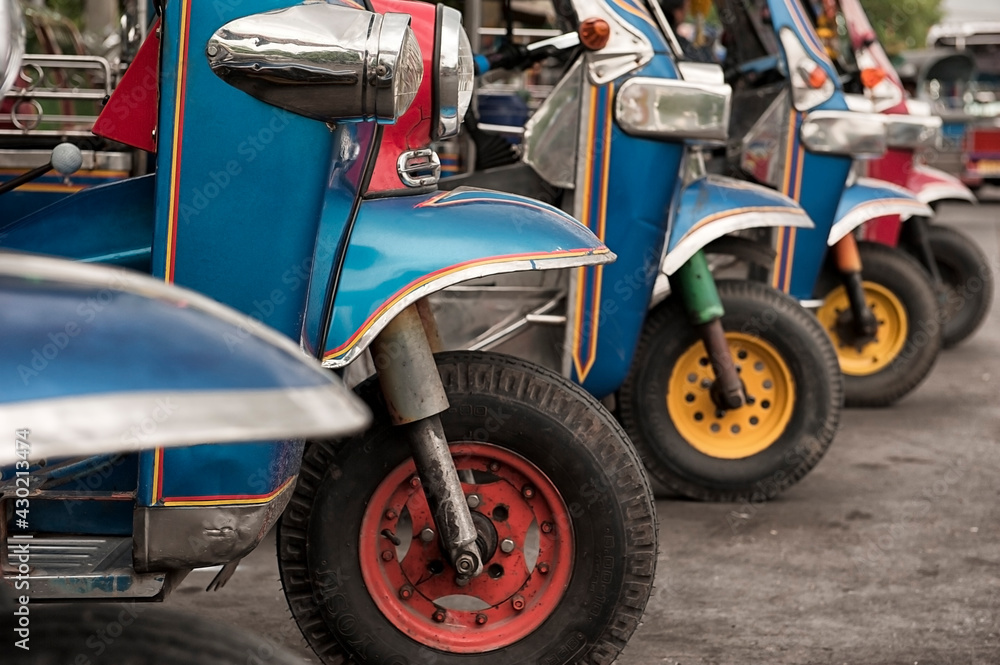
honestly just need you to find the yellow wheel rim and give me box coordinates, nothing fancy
[667,333,796,460]
[816,282,908,377]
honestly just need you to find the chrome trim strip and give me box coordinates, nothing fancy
[0,386,370,466]
[661,210,812,276]
[324,251,615,369]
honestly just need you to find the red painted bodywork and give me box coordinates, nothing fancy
[367,0,438,194]
[92,19,161,153]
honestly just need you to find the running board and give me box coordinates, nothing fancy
[2,535,169,599]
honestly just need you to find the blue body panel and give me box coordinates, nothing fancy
[570,54,684,398]
[323,188,609,364]
[0,176,155,271]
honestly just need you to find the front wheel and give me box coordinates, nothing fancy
[619,280,843,502]
[277,351,656,665]
[815,241,941,407]
[902,224,994,348]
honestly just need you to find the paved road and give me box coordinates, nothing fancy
[170,200,1000,664]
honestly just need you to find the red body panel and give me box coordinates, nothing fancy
[92,19,161,153]
[861,148,912,244]
[366,0,437,194]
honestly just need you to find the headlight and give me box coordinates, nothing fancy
[433,5,474,140]
[207,4,422,124]
[615,78,732,143]
[800,110,887,158]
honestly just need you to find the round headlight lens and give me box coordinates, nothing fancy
[434,5,473,140]
[375,14,423,122]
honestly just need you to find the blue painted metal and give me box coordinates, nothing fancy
[323,187,609,364]
[0,176,155,272]
[666,174,811,257]
[570,56,685,397]
[834,179,927,230]
[0,278,330,405]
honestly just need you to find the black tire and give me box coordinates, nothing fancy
[815,241,941,407]
[4,604,301,665]
[902,224,994,348]
[277,351,656,665]
[618,280,843,502]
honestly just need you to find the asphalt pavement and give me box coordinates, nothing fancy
[169,198,1000,665]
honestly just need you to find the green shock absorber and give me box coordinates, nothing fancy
[674,250,746,410]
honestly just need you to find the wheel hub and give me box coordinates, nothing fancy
[817,281,908,376]
[667,332,795,460]
[359,443,573,653]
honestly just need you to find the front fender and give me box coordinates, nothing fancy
[321,187,613,368]
[907,164,978,205]
[662,175,812,275]
[830,177,933,246]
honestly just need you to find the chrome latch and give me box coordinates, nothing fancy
[397,148,441,187]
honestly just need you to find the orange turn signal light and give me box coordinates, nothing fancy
[807,66,828,89]
[860,67,888,89]
[579,18,611,50]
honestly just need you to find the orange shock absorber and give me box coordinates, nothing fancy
[833,234,863,273]
[834,234,878,337]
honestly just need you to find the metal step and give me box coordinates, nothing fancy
[2,535,168,599]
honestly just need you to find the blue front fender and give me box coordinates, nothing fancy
[662,175,813,275]
[321,187,614,368]
[830,177,933,245]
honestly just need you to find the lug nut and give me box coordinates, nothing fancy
[475,613,488,625]
[500,538,515,554]
[420,528,435,543]
[488,461,500,472]
[384,509,397,520]
[521,485,535,499]
[511,595,526,611]
[433,610,446,623]
[467,494,481,509]
[399,585,414,600]
[541,521,553,534]
[537,562,550,574]
[410,477,420,489]
[381,550,394,561]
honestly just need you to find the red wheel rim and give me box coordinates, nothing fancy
[358,442,574,653]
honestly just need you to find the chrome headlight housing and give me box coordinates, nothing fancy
[433,5,474,140]
[615,78,732,143]
[0,0,24,98]
[207,4,422,124]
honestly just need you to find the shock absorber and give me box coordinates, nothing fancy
[371,302,482,582]
[833,233,878,339]
[675,250,746,410]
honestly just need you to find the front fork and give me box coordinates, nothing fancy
[371,302,483,583]
[833,233,878,340]
[675,250,746,410]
